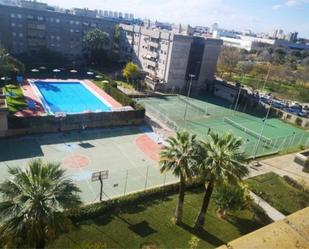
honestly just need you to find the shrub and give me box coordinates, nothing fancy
[66,180,203,222]
[250,203,272,225]
[102,83,145,111]
[295,117,303,126]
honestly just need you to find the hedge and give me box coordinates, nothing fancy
[102,83,144,111]
[66,180,203,222]
[250,203,273,224]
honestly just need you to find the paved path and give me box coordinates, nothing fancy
[250,192,286,221]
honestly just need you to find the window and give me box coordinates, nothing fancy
[19,33,23,38]
[56,18,60,23]
[17,14,22,19]
[50,35,55,39]
[10,13,15,18]
[75,21,80,25]
[75,29,80,33]
[70,20,74,25]
[27,15,34,20]
[11,22,16,27]
[37,16,44,21]
[50,17,54,22]
[70,29,74,33]
[56,36,60,41]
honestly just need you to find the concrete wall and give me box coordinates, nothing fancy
[198,39,223,88]
[3,109,144,137]
[165,35,192,89]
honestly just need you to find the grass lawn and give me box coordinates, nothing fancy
[246,172,309,215]
[116,80,135,90]
[3,84,27,113]
[49,188,266,249]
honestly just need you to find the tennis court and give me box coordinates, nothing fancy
[0,126,176,203]
[138,95,309,158]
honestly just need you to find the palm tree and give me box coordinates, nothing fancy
[193,132,249,230]
[160,131,198,224]
[0,159,82,249]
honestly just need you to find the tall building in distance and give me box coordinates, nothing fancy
[119,24,222,91]
[0,0,140,62]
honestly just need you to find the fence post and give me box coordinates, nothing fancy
[123,169,128,196]
[144,165,149,190]
[163,173,167,186]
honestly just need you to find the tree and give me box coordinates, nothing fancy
[83,28,110,65]
[122,62,140,82]
[193,132,249,230]
[160,131,199,224]
[0,159,82,248]
[0,43,24,80]
[217,46,241,79]
[213,183,251,218]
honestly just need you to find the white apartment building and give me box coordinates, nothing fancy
[120,24,222,91]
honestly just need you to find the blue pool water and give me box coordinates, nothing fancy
[34,81,111,114]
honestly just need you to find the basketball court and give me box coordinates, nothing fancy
[0,126,176,203]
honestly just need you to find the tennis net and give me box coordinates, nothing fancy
[177,95,208,115]
[223,117,272,144]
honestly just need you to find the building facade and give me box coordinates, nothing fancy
[0,2,116,61]
[119,24,222,91]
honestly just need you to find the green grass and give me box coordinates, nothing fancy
[3,84,27,113]
[246,172,309,215]
[49,188,266,248]
[116,80,134,90]
[230,74,309,102]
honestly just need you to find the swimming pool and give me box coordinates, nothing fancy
[33,81,111,114]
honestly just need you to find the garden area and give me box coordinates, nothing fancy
[3,84,26,113]
[231,74,309,103]
[246,172,309,215]
[49,187,268,249]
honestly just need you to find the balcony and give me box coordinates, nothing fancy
[148,41,159,49]
[146,60,157,68]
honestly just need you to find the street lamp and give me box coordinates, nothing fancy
[183,74,195,121]
[253,98,273,158]
[234,85,242,113]
[262,62,271,92]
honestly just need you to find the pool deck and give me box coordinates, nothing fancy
[16,79,122,117]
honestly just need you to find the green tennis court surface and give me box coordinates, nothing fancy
[0,127,176,203]
[138,95,309,158]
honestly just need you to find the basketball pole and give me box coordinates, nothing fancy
[253,98,273,159]
[99,175,103,201]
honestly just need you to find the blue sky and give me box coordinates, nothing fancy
[43,0,309,38]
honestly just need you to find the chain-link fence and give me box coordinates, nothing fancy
[75,165,178,204]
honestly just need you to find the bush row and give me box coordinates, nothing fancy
[66,180,203,222]
[283,175,309,193]
[102,83,145,111]
[250,203,273,225]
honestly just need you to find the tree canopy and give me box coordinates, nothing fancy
[0,159,82,248]
[122,62,140,82]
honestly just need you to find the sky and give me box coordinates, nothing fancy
[42,0,309,38]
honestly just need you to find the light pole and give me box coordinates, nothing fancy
[183,74,195,122]
[234,85,242,113]
[253,98,273,159]
[262,62,271,92]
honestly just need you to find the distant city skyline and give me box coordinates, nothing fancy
[40,0,309,38]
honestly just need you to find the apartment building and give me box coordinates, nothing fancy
[119,24,222,91]
[0,1,116,61]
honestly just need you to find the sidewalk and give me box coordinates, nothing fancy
[250,192,285,221]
